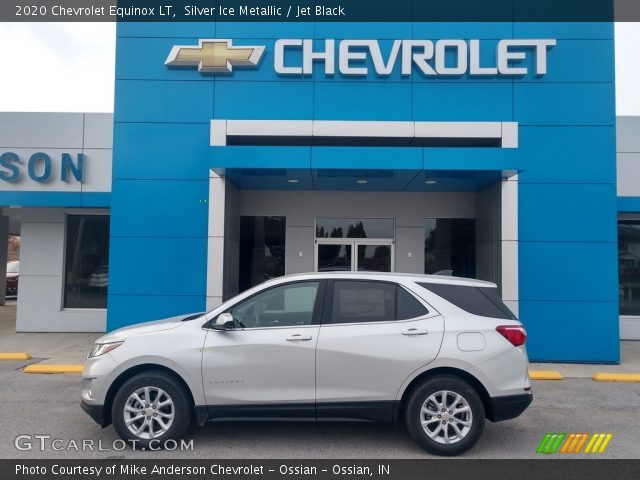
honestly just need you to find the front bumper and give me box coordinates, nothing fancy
[487,392,533,422]
[81,400,108,427]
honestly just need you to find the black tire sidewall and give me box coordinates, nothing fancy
[405,375,485,456]
[112,371,191,449]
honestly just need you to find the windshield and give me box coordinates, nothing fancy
[6,262,19,274]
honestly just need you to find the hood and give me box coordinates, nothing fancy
[95,312,204,343]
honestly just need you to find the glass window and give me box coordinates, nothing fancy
[239,216,286,292]
[425,218,476,277]
[64,215,110,309]
[331,281,396,324]
[397,287,429,319]
[230,281,319,328]
[418,283,516,320]
[316,218,394,239]
[619,221,640,315]
[357,244,392,272]
[318,244,352,272]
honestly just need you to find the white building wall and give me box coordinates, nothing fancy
[617,117,640,198]
[0,112,112,194]
[16,208,107,332]
[617,117,640,340]
[207,186,519,311]
[239,190,477,277]
[0,112,113,332]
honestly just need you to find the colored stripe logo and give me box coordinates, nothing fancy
[537,433,612,454]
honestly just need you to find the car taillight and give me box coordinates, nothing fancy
[496,325,526,347]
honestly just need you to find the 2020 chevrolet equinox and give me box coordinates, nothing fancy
[81,272,532,456]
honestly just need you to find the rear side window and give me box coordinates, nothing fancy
[332,281,396,323]
[418,283,516,320]
[330,281,429,324]
[397,287,429,320]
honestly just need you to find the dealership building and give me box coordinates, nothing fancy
[0,21,639,363]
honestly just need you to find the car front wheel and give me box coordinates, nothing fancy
[112,371,191,449]
[405,375,485,456]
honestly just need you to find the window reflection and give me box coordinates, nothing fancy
[619,221,640,315]
[239,216,286,292]
[316,218,394,239]
[64,215,110,309]
[425,218,475,278]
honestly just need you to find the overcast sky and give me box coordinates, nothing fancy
[0,22,638,114]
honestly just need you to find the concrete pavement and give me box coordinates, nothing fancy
[0,301,100,365]
[0,361,638,459]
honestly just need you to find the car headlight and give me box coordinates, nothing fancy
[88,341,124,358]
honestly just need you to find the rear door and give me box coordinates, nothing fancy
[315,280,444,419]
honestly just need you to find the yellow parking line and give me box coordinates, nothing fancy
[592,373,640,382]
[529,370,563,380]
[0,352,31,361]
[23,364,84,374]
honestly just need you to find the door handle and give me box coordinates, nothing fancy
[402,328,429,336]
[285,334,313,341]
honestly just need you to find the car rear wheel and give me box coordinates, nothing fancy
[405,375,485,456]
[112,371,191,449]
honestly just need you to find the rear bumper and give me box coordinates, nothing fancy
[487,392,533,422]
[81,400,108,427]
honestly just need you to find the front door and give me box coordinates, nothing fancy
[202,280,324,417]
[316,239,394,272]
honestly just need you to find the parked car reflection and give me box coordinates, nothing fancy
[6,261,19,297]
[88,266,108,288]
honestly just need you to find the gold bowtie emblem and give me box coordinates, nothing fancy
[165,39,265,74]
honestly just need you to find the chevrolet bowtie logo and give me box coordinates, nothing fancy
[165,39,265,74]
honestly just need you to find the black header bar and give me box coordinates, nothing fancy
[3,459,640,480]
[2,0,640,22]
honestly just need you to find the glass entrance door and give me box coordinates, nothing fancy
[315,239,393,273]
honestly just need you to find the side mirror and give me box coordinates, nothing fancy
[212,312,234,330]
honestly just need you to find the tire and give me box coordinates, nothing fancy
[112,370,192,449]
[405,375,485,456]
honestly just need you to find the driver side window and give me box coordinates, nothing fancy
[229,281,320,328]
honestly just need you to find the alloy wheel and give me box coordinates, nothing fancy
[419,390,473,445]
[123,386,175,440]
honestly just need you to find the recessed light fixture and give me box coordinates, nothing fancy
[356,179,368,184]
[425,179,437,185]
[287,179,299,183]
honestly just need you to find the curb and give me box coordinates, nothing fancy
[529,370,564,380]
[0,352,32,361]
[23,364,84,374]
[592,373,640,383]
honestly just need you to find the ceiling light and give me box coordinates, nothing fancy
[287,179,299,183]
[425,179,437,185]
[356,179,368,184]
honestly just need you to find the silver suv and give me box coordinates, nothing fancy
[81,272,532,456]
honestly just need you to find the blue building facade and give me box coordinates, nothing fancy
[107,21,618,362]
[0,22,625,362]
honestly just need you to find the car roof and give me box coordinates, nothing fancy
[267,271,497,288]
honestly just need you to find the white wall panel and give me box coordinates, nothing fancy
[617,117,640,153]
[617,153,640,197]
[15,208,107,332]
[0,113,84,149]
[83,113,114,149]
[81,149,112,193]
[19,222,64,276]
[0,112,113,194]
[16,275,106,332]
